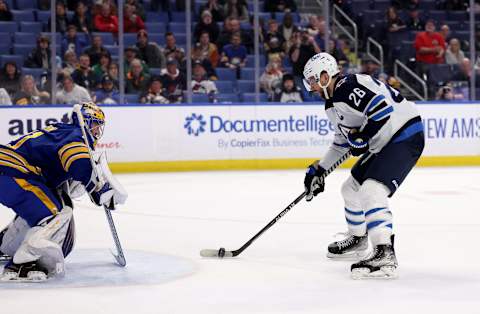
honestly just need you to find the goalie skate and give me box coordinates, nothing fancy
[0,261,48,283]
[0,251,10,263]
[350,244,397,280]
[327,233,369,260]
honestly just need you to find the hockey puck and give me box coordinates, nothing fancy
[218,248,226,258]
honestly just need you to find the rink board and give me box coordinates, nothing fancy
[0,103,479,171]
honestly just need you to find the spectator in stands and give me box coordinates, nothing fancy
[160,58,185,102]
[406,8,425,31]
[0,88,12,105]
[338,38,358,69]
[126,0,146,21]
[194,31,220,68]
[289,30,321,78]
[140,76,169,104]
[136,29,166,69]
[313,19,328,51]
[13,75,50,105]
[150,0,170,13]
[163,32,186,65]
[199,0,224,23]
[72,53,98,91]
[306,15,322,37]
[279,13,298,52]
[62,50,79,75]
[414,20,446,77]
[48,2,70,34]
[62,25,89,57]
[265,19,286,55]
[94,75,120,104]
[273,74,303,102]
[328,39,348,64]
[264,0,297,12]
[92,51,111,80]
[56,73,92,104]
[223,0,249,22]
[124,46,150,75]
[0,62,21,98]
[220,33,247,70]
[94,3,119,33]
[445,38,466,65]
[440,24,451,42]
[435,83,456,100]
[191,60,218,98]
[108,62,120,89]
[71,1,94,34]
[84,35,110,66]
[260,56,284,99]
[194,10,220,44]
[0,0,12,21]
[360,57,380,77]
[126,58,150,94]
[124,3,145,33]
[386,7,406,33]
[25,35,51,69]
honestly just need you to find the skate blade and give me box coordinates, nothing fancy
[327,249,370,261]
[351,266,398,280]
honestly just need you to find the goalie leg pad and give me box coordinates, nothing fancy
[358,179,392,246]
[13,206,74,277]
[341,176,366,236]
[0,216,30,257]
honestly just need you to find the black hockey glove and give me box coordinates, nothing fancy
[89,183,115,209]
[304,164,326,202]
[347,129,369,156]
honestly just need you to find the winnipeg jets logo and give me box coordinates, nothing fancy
[184,113,206,136]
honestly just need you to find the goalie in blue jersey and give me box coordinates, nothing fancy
[0,102,126,282]
[302,53,424,279]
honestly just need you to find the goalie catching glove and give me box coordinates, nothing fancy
[304,162,326,201]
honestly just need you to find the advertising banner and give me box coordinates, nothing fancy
[0,103,479,165]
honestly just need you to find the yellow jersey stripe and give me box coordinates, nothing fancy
[0,153,29,169]
[8,131,44,150]
[60,146,89,170]
[0,160,29,174]
[64,153,91,172]
[0,149,41,175]
[58,142,87,158]
[13,178,58,215]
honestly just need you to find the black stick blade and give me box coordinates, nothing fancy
[200,248,234,258]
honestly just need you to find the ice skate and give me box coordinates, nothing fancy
[0,251,10,263]
[327,233,369,260]
[350,243,397,280]
[1,261,48,282]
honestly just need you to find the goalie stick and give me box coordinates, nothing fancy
[200,151,351,258]
[73,105,126,267]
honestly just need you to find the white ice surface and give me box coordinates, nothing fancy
[1,167,479,313]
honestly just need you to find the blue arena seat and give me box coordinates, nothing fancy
[240,68,255,80]
[14,32,36,44]
[237,80,255,93]
[245,55,266,67]
[92,32,115,45]
[242,93,268,103]
[19,22,43,33]
[350,0,371,12]
[168,22,186,33]
[103,45,119,56]
[215,81,234,93]
[145,22,166,33]
[123,33,137,46]
[0,42,10,54]
[124,94,140,104]
[40,32,61,43]
[21,67,44,80]
[448,11,468,21]
[15,0,37,9]
[427,10,447,22]
[171,12,186,22]
[174,34,186,45]
[216,68,236,81]
[428,64,454,85]
[11,10,35,22]
[13,44,35,57]
[146,12,168,22]
[418,0,436,11]
[192,93,210,103]
[36,10,50,24]
[0,54,24,67]
[215,93,239,103]
[148,33,165,45]
[0,21,18,33]
[149,68,162,76]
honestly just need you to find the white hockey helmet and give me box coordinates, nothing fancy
[303,52,339,98]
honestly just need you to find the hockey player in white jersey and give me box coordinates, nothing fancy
[302,53,424,279]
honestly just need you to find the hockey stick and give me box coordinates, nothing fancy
[73,104,126,267]
[200,151,352,258]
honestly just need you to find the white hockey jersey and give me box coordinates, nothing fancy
[319,73,421,170]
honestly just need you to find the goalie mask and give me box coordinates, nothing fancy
[72,102,105,144]
[303,53,339,99]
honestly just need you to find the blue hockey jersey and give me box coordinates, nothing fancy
[0,123,97,193]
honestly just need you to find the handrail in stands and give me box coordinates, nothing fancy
[332,4,358,58]
[394,60,428,101]
[366,37,384,74]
